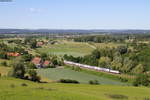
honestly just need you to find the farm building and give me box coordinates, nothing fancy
[43,60,50,68]
[7,52,20,57]
[32,57,50,68]
[36,42,44,47]
[32,57,42,68]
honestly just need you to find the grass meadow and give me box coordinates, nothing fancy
[36,41,94,57]
[0,77,150,100]
[37,68,126,85]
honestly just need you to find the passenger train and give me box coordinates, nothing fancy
[64,60,120,74]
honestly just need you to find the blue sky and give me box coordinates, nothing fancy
[0,0,150,29]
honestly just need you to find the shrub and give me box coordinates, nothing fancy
[36,87,44,90]
[1,61,7,67]
[27,62,36,69]
[11,62,25,79]
[48,64,56,68]
[28,70,41,82]
[133,74,150,86]
[21,83,28,87]
[89,80,94,84]
[89,80,99,85]
[24,75,29,80]
[119,77,128,82]
[59,79,79,84]
[144,97,150,100]
[106,94,128,99]
[10,84,15,88]
[74,67,82,71]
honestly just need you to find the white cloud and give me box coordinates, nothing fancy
[29,8,35,12]
[29,8,42,13]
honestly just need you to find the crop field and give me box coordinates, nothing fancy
[36,41,94,57]
[0,77,150,100]
[36,68,125,85]
[89,42,124,49]
[36,40,124,57]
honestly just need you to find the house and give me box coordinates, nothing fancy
[43,60,50,68]
[32,57,50,68]
[36,42,44,47]
[7,52,20,57]
[31,57,42,68]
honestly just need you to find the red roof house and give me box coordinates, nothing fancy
[32,57,42,68]
[43,60,50,67]
[7,52,20,57]
[36,42,44,47]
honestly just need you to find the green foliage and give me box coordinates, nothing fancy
[24,38,37,48]
[132,64,144,74]
[98,57,111,68]
[144,97,150,100]
[117,45,128,55]
[1,61,8,67]
[89,80,99,85]
[40,53,48,60]
[22,54,33,62]
[74,35,128,43]
[92,49,101,59]
[11,62,25,79]
[0,51,8,59]
[26,62,36,69]
[72,67,82,71]
[59,79,79,84]
[28,70,41,82]
[121,57,134,73]
[133,74,150,86]
[105,94,128,100]
[21,83,28,87]
[30,39,37,48]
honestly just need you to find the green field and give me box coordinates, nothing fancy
[37,68,126,85]
[36,41,94,57]
[92,42,124,48]
[0,77,150,100]
[0,67,11,76]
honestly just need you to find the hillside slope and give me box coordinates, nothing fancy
[0,78,150,100]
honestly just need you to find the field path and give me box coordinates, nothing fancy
[86,43,97,49]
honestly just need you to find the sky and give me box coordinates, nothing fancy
[0,0,150,29]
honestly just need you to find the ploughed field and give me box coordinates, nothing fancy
[37,68,125,85]
[0,77,150,100]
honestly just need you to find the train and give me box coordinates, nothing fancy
[64,60,120,74]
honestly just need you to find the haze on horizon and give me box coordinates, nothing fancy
[0,0,150,29]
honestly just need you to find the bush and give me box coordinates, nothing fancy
[28,70,41,82]
[11,62,25,79]
[27,62,36,69]
[106,94,128,99]
[119,77,128,82]
[48,64,56,68]
[89,80,99,85]
[1,61,7,67]
[144,97,150,100]
[133,74,150,86]
[10,84,15,88]
[59,79,79,84]
[74,67,82,71]
[24,76,29,80]
[21,83,28,87]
